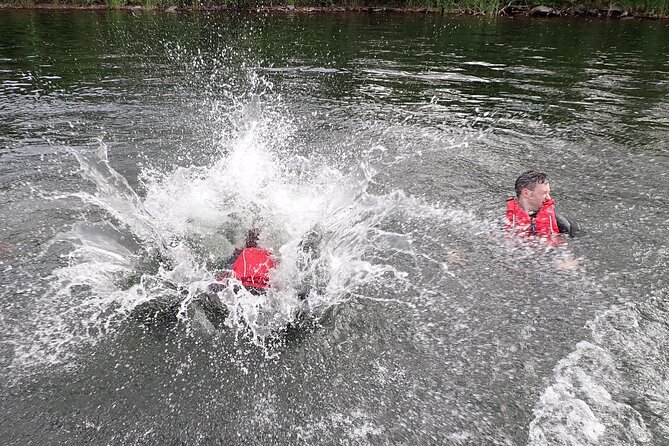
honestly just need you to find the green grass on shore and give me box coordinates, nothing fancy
[1,0,668,17]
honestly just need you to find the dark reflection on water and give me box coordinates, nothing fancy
[1,10,669,446]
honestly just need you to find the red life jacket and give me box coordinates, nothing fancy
[230,247,276,289]
[505,198,559,237]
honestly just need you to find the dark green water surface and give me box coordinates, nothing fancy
[1,10,668,445]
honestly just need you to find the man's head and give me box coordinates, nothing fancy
[245,228,260,248]
[515,170,552,214]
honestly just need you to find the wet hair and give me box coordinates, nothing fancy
[245,228,260,248]
[514,170,549,197]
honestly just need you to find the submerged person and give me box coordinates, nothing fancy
[505,170,575,239]
[134,229,278,328]
[211,224,327,304]
[215,228,276,295]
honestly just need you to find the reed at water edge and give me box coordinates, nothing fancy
[1,0,668,20]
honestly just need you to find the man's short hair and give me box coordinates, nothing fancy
[515,170,549,197]
[245,228,260,248]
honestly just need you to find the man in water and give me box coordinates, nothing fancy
[505,170,574,238]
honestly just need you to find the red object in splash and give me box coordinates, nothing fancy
[230,247,276,288]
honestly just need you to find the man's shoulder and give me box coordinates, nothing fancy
[555,212,576,237]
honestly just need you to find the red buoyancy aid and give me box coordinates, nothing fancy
[505,198,559,237]
[231,247,276,288]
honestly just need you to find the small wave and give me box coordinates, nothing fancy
[529,292,669,445]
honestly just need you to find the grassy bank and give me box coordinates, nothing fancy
[1,0,668,18]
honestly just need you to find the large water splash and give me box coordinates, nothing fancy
[11,92,472,368]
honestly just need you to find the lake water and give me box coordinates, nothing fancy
[1,10,668,445]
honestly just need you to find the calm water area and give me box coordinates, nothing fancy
[1,10,668,445]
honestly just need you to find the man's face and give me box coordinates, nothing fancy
[523,182,551,214]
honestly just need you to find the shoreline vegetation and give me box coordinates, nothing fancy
[1,0,668,18]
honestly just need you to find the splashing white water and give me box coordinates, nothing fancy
[11,94,460,368]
